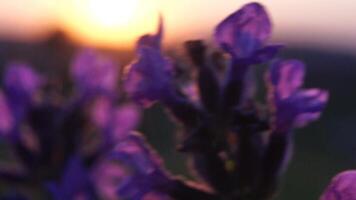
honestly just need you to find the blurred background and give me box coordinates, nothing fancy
[0,0,355,199]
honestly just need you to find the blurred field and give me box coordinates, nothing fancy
[0,32,355,199]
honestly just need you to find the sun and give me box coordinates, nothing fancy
[86,0,138,27]
[58,0,159,49]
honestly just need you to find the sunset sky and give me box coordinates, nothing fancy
[0,0,355,51]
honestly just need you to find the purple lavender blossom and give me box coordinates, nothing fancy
[267,59,329,132]
[46,156,95,200]
[0,2,333,200]
[71,49,119,97]
[91,159,127,200]
[320,170,356,200]
[0,52,139,200]
[112,133,172,200]
[214,2,281,63]
[125,18,174,106]
[3,63,42,102]
[136,16,163,51]
[3,63,42,125]
[120,2,328,200]
[0,92,14,135]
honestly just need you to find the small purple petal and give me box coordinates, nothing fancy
[215,2,271,58]
[71,49,119,96]
[125,47,173,106]
[111,133,171,199]
[111,105,140,141]
[91,159,127,200]
[136,16,163,51]
[3,63,42,101]
[47,156,93,199]
[267,60,328,131]
[113,134,163,174]
[251,44,283,64]
[90,97,113,129]
[269,60,305,99]
[320,170,356,200]
[0,92,14,135]
[143,192,172,200]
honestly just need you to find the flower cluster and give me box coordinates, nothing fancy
[0,50,141,199]
[124,2,328,200]
[1,1,349,200]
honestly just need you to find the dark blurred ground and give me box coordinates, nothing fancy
[0,32,355,199]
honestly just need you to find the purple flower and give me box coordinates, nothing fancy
[90,96,141,142]
[111,105,141,141]
[125,47,173,106]
[3,63,42,103]
[111,133,172,200]
[267,59,329,132]
[320,170,356,200]
[91,159,127,200]
[0,92,14,135]
[125,19,173,106]
[46,156,96,200]
[214,2,272,59]
[136,16,163,51]
[71,49,119,97]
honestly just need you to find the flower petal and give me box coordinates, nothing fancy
[0,92,14,135]
[111,133,171,200]
[3,63,42,101]
[125,47,173,106]
[320,170,356,200]
[91,159,127,200]
[267,60,328,131]
[112,105,141,141]
[214,2,271,58]
[269,59,305,100]
[71,49,119,96]
[47,156,95,199]
[136,16,163,51]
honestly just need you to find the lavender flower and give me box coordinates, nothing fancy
[0,92,14,135]
[4,63,42,102]
[0,51,139,200]
[2,63,42,130]
[320,170,356,200]
[71,49,119,97]
[214,2,281,63]
[0,2,335,199]
[46,156,96,200]
[125,18,174,106]
[112,133,172,200]
[267,59,329,132]
[121,2,328,200]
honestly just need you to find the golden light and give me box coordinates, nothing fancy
[86,0,138,27]
[57,0,158,49]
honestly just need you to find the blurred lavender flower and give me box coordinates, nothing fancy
[3,63,42,124]
[0,92,14,135]
[46,155,96,200]
[0,50,139,200]
[4,63,42,103]
[112,133,171,200]
[320,170,356,200]
[71,49,119,97]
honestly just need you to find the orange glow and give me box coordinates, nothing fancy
[57,0,159,49]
